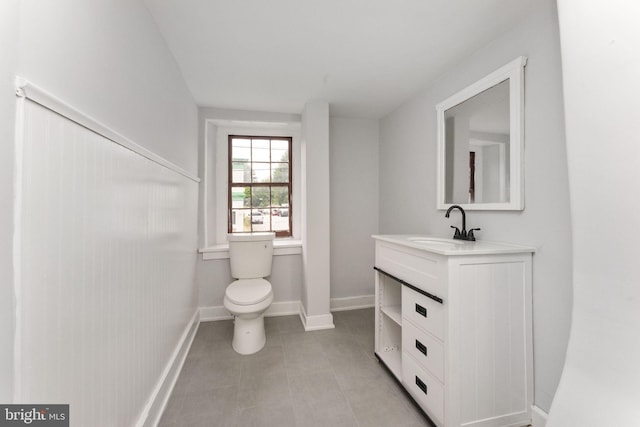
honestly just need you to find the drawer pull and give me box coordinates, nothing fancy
[415,339,427,356]
[415,303,427,317]
[415,376,427,395]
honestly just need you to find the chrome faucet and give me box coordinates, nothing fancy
[445,205,480,241]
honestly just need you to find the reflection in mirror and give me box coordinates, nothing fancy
[437,56,526,211]
[444,79,510,204]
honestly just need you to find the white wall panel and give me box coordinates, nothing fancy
[16,99,198,426]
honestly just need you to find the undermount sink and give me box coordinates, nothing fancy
[407,237,464,245]
[407,237,464,247]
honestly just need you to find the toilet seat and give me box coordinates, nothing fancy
[225,279,272,306]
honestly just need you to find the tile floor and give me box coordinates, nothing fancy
[159,308,434,427]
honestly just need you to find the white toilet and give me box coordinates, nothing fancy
[224,232,275,355]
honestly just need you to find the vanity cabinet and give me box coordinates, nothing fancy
[373,235,534,427]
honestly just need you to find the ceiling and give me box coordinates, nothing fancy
[143,0,534,118]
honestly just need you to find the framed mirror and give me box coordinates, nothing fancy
[436,56,527,210]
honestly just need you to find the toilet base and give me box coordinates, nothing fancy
[231,314,267,355]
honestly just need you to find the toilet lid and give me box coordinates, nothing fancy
[226,279,272,305]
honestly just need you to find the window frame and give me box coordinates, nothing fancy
[227,135,293,238]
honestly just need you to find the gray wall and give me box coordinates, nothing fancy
[197,114,379,310]
[197,255,302,311]
[330,117,379,299]
[17,0,198,175]
[196,107,304,312]
[378,0,571,412]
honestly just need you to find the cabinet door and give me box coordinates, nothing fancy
[454,258,532,425]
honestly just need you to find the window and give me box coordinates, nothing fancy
[228,135,292,237]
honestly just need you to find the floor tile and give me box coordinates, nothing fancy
[230,400,297,427]
[159,308,434,427]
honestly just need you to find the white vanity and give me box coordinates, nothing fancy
[373,235,534,427]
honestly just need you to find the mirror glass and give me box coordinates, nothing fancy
[444,79,509,204]
[437,57,526,210]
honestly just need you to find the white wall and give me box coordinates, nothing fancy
[300,101,333,329]
[3,0,199,422]
[378,0,571,412]
[196,110,379,318]
[0,0,20,403]
[196,107,304,316]
[548,1,640,425]
[330,117,379,299]
[18,0,197,175]
[198,254,302,318]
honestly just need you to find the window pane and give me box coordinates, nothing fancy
[228,136,292,238]
[231,208,251,233]
[271,139,289,162]
[250,208,270,232]
[271,163,289,183]
[271,186,289,207]
[231,161,250,183]
[252,162,271,183]
[251,186,270,208]
[230,186,250,208]
[252,139,270,162]
[231,139,251,161]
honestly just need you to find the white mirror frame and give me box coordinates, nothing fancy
[436,56,527,210]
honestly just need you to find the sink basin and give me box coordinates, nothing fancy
[407,237,464,244]
[406,237,465,250]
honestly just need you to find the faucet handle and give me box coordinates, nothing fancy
[468,228,481,241]
[450,225,461,237]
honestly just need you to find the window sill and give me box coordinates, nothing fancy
[199,239,302,260]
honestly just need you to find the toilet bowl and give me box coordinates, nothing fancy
[223,232,275,355]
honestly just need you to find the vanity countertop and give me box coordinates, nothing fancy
[372,234,536,256]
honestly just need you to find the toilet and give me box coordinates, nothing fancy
[224,232,275,355]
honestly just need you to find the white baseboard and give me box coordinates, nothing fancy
[330,295,374,311]
[199,305,232,321]
[199,300,301,322]
[200,295,375,322]
[299,303,335,331]
[137,310,199,427]
[531,405,548,427]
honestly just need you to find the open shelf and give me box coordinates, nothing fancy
[377,347,402,380]
[381,305,402,326]
[375,268,403,382]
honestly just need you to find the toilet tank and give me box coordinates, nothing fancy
[227,232,275,279]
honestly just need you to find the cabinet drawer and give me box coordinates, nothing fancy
[402,319,444,382]
[376,242,445,296]
[402,352,444,425]
[402,286,444,340]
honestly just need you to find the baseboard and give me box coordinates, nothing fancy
[531,405,548,427]
[299,303,335,331]
[199,294,374,324]
[330,295,374,311]
[200,296,374,323]
[137,309,199,427]
[199,300,301,322]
